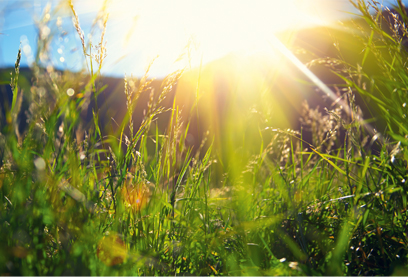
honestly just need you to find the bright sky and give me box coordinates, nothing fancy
[0,0,400,77]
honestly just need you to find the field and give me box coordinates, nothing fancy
[2,0,408,275]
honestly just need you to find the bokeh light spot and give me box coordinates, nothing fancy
[34,157,46,171]
[66,88,75,96]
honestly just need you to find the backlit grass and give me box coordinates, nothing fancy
[1,0,408,275]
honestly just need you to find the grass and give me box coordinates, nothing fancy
[1,0,408,275]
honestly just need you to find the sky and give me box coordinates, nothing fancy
[0,0,404,77]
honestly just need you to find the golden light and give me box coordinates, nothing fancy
[121,182,151,212]
[74,0,353,76]
[97,233,127,266]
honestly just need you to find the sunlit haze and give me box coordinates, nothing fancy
[103,0,353,76]
[0,0,359,77]
[85,0,355,77]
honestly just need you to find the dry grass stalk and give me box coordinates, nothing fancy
[94,13,109,68]
[69,0,86,57]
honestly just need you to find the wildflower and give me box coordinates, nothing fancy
[121,181,150,212]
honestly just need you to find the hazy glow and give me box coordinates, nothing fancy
[70,0,353,76]
[66,88,75,97]
[97,233,127,266]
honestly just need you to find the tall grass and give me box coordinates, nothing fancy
[1,0,408,275]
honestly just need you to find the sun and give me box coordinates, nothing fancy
[76,0,352,77]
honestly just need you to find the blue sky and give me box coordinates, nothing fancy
[0,0,405,77]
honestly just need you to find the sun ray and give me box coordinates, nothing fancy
[96,0,356,77]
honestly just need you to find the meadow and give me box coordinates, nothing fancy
[1,0,408,275]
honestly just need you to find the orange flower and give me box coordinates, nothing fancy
[121,182,150,212]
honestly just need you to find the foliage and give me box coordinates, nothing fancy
[1,0,408,275]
